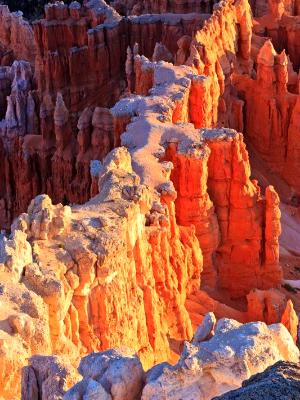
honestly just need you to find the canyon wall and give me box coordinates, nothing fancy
[0,1,299,399]
[0,56,290,399]
[0,5,36,65]
[233,39,300,194]
[0,2,213,229]
[0,61,115,229]
[235,0,300,196]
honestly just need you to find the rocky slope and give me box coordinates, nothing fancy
[20,315,300,399]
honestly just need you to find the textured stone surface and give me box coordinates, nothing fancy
[21,355,80,400]
[232,39,300,194]
[0,5,36,64]
[50,319,300,400]
[112,0,219,15]
[141,319,299,400]
[64,349,144,400]
[213,361,300,399]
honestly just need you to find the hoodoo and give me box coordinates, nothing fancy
[0,0,299,399]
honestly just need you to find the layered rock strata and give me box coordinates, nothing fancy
[0,0,257,229]
[119,57,282,295]
[0,57,291,399]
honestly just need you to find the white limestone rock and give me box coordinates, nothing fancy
[0,229,32,279]
[192,311,216,344]
[12,194,71,240]
[141,318,300,400]
[64,348,145,400]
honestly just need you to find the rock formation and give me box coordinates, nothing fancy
[141,319,299,400]
[0,56,296,399]
[214,360,300,399]
[0,0,299,399]
[43,317,299,399]
[232,39,300,195]
[0,5,36,65]
[21,356,80,400]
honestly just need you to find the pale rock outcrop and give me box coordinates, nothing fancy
[0,272,51,399]
[0,229,32,279]
[192,311,216,344]
[12,194,72,240]
[152,42,173,63]
[141,319,300,400]
[62,318,300,400]
[64,349,144,400]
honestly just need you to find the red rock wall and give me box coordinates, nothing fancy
[33,2,207,113]
[0,0,256,230]
[131,56,282,297]
[33,2,125,112]
[0,96,115,229]
[205,131,282,297]
[0,5,36,65]
[185,0,252,128]
[233,40,300,194]
[127,13,209,60]
[250,0,299,17]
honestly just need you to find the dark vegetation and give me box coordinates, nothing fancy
[1,0,83,20]
[282,283,298,294]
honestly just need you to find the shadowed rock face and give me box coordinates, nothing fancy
[111,0,219,15]
[213,361,300,400]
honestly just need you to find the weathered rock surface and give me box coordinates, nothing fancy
[64,349,144,400]
[61,318,299,400]
[0,5,36,65]
[141,319,299,400]
[21,355,80,400]
[233,39,300,195]
[213,361,300,399]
